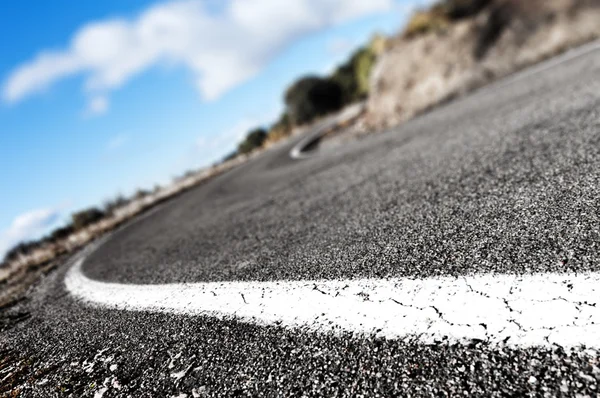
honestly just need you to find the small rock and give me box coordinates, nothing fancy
[192,386,208,397]
[112,377,122,389]
[94,387,108,398]
[528,375,537,384]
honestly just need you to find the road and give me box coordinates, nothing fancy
[3,45,600,397]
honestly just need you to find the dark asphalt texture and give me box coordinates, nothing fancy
[3,47,600,397]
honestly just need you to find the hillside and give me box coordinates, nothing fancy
[365,0,600,129]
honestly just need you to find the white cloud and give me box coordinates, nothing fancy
[87,95,109,116]
[0,208,61,259]
[2,0,394,108]
[107,134,129,151]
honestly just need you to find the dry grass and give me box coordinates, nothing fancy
[263,127,292,148]
[403,10,450,38]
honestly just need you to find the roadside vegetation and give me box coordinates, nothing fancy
[403,0,493,38]
[237,128,268,155]
[225,35,384,158]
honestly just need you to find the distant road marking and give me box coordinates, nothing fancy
[66,258,600,348]
[290,102,365,159]
[289,129,325,160]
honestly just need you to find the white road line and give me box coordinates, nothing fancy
[290,102,366,159]
[289,130,323,160]
[66,258,600,348]
[65,44,600,347]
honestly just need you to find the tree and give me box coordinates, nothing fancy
[331,47,377,104]
[284,76,344,125]
[2,241,42,264]
[49,224,75,242]
[442,0,493,20]
[238,128,268,154]
[103,195,128,215]
[222,151,239,162]
[72,208,105,231]
[134,189,150,200]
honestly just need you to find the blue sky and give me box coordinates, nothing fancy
[0,0,429,257]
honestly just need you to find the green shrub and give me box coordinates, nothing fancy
[331,47,377,104]
[49,224,74,242]
[403,0,494,38]
[134,189,150,200]
[284,76,344,125]
[443,0,493,20]
[403,9,449,38]
[103,195,128,215]
[72,208,106,231]
[238,128,268,154]
[222,151,238,162]
[3,241,42,263]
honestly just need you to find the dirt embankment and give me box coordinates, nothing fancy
[365,0,600,129]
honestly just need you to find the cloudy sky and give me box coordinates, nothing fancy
[0,0,430,258]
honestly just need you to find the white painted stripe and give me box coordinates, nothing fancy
[290,102,365,159]
[66,258,600,348]
[289,131,322,160]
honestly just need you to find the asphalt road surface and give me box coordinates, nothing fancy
[3,45,600,397]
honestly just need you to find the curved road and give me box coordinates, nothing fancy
[4,45,600,396]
